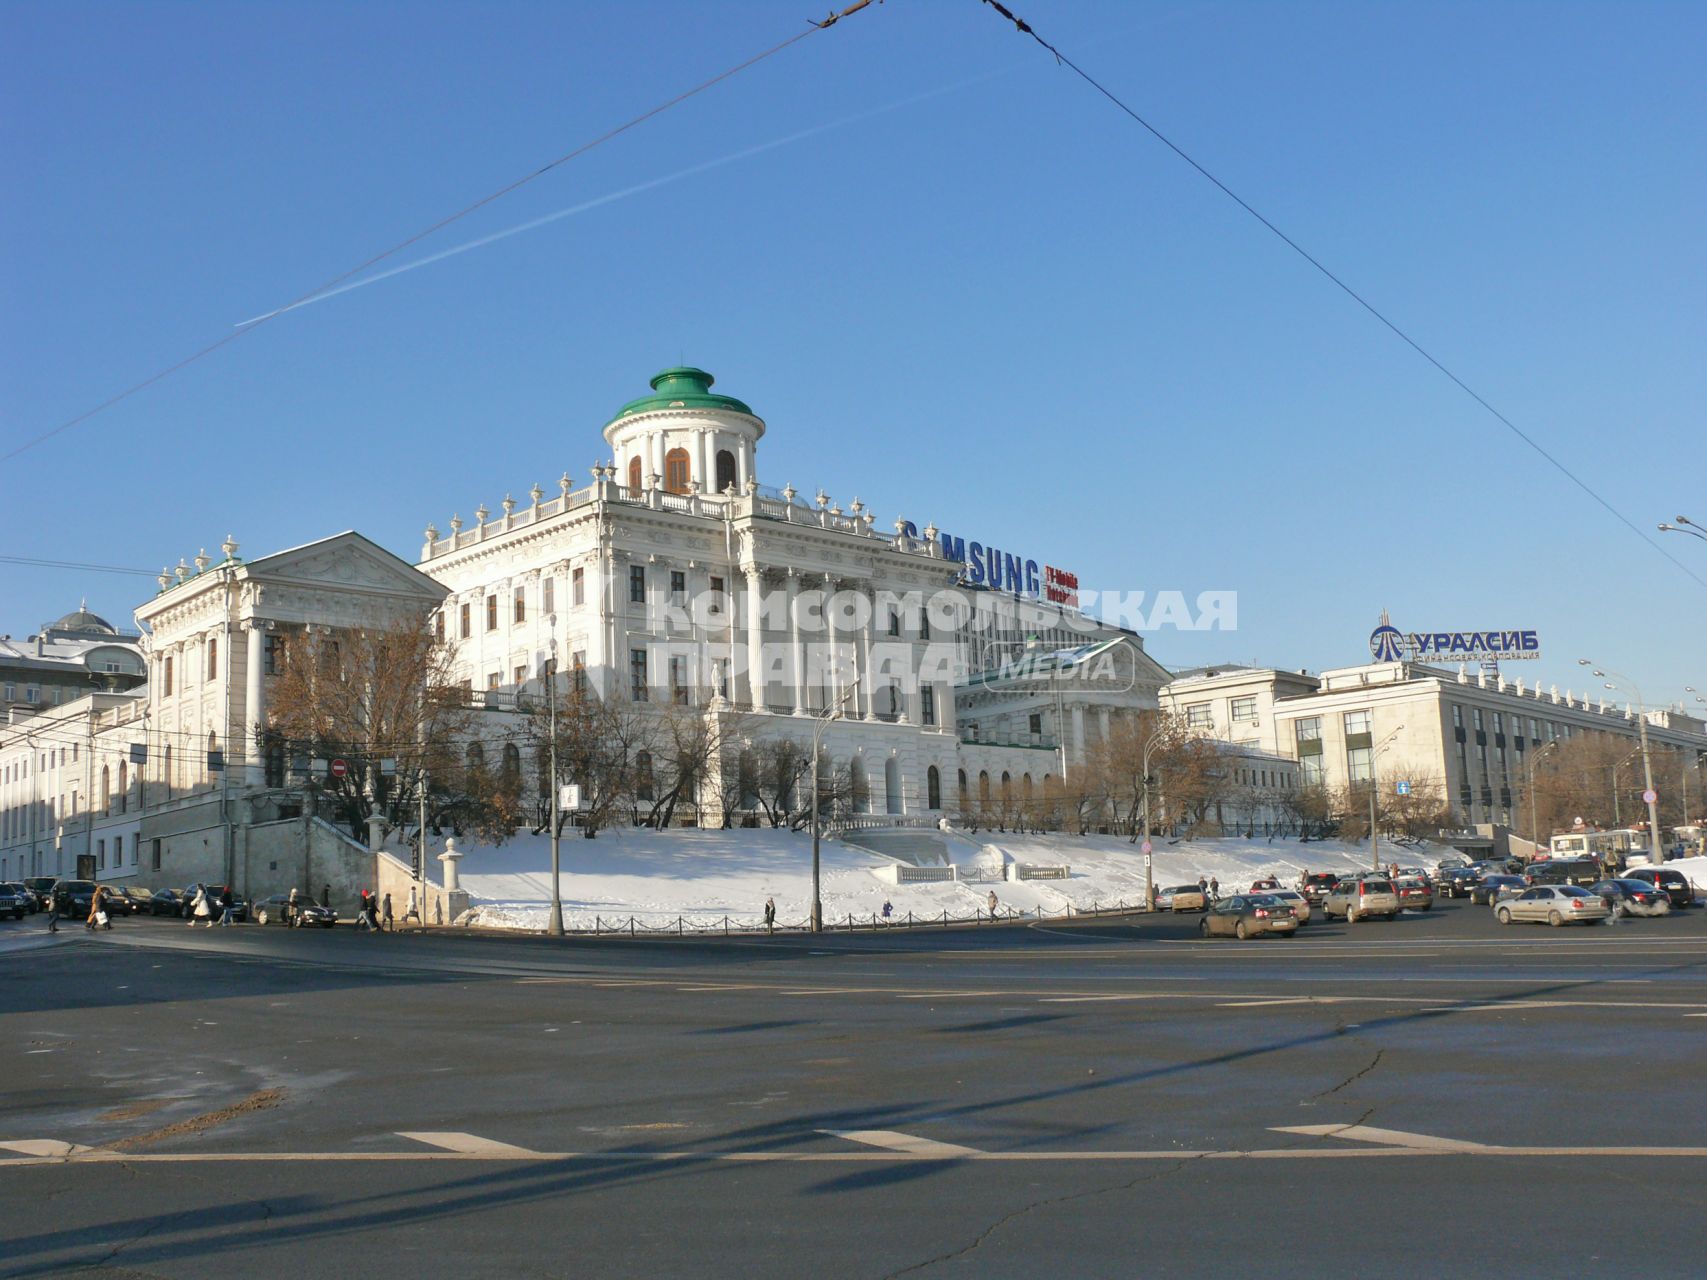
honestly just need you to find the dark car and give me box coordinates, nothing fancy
[104,886,145,916]
[148,888,185,917]
[1470,874,1527,906]
[1439,865,1483,899]
[22,876,58,910]
[0,882,29,920]
[1525,859,1601,889]
[253,894,338,928]
[1590,879,1672,917]
[3,880,40,914]
[1621,867,1694,910]
[1300,872,1342,906]
[51,879,100,919]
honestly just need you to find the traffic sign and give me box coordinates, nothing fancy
[1141,840,1153,854]
[1143,854,1152,869]
[1643,789,1658,806]
[330,758,349,779]
[1395,780,1411,796]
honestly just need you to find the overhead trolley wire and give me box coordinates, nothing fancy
[974,0,1706,591]
[2,1,882,464]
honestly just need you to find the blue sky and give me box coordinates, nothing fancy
[4,0,1703,706]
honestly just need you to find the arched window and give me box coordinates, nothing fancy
[501,743,521,797]
[208,731,218,785]
[927,765,942,811]
[850,757,869,814]
[1001,771,1012,803]
[664,447,691,494]
[163,744,173,795]
[465,742,485,778]
[958,768,968,798]
[636,750,654,802]
[118,761,128,814]
[1023,774,1033,800]
[715,449,737,494]
[978,770,991,803]
[884,757,902,815]
[627,456,643,492]
[101,765,111,815]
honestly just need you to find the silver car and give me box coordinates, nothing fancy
[1323,876,1401,923]
[1494,884,1610,927]
[1266,889,1313,925]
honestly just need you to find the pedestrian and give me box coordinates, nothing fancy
[45,886,61,933]
[321,883,331,909]
[216,885,236,927]
[356,890,372,932]
[763,896,776,933]
[1198,875,1209,900]
[87,885,112,932]
[366,894,382,933]
[987,889,999,917]
[191,883,212,927]
[404,885,421,927]
[1209,876,1220,901]
[881,898,893,923]
[287,886,300,928]
[382,892,394,932]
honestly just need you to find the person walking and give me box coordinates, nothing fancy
[365,893,382,933]
[87,885,113,932]
[191,883,212,928]
[356,890,372,932]
[1209,876,1220,902]
[987,889,999,917]
[763,896,776,933]
[1197,875,1209,900]
[321,883,331,909]
[403,885,421,928]
[287,886,300,929]
[45,886,61,933]
[382,892,394,932]
[216,885,236,927]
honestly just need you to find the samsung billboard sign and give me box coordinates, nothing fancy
[1370,613,1540,663]
[901,525,1078,608]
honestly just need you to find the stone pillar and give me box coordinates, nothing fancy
[857,583,875,720]
[744,566,765,710]
[245,624,266,786]
[439,836,463,892]
[1071,704,1086,770]
[700,431,716,496]
[788,570,806,714]
[1098,706,1111,746]
[824,574,839,708]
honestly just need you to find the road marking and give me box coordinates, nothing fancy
[1038,994,1171,1004]
[823,1129,982,1157]
[396,1131,544,1157]
[895,992,1006,1000]
[1216,998,1345,1008]
[1272,1124,1491,1152]
[0,1140,94,1157]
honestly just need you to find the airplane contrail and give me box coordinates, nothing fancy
[236,75,995,328]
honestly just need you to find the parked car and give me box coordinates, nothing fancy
[1438,865,1483,899]
[1266,889,1312,925]
[1322,877,1401,922]
[1160,884,1206,913]
[3,881,40,914]
[1249,877,1283,893]
[1394,876,1434,911]
[1495,885,1610,927]
[1589,879,1671,918]
[148,889,185,917]
[1199,893,1298,940]
[1469,874,1527,906]
[22,877,58,910]
[51,879,100,919]
[253,895,338,928]
[0,882,29,920]
[105,886,145,916]
[1620,867,1694,910]
[1299,872,1342,905]
[1525,859,1602,889]
[1475,858,1525,877]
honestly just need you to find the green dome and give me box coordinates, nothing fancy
[611,367,755,422]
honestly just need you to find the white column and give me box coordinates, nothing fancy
[857,583,875,720]
[701,431,716,495]
[824,574,839,708]
[736,443,750,492]
[1098,706,1111,745]
[788,571,805,714]
[244,624,266,786]
[744,566,765,710]
[1071,704,1086,770]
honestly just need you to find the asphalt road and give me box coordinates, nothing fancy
[4,898,1706,1278]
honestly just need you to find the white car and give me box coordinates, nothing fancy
[1494,885,1610,927]
[1266,889,1312,925]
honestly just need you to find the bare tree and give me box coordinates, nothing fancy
[526,676,655,838]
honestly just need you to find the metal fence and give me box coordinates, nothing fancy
[470,898,1153,937]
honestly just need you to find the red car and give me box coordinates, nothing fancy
[1394,876,1434,911]
[1249,877,1282,892]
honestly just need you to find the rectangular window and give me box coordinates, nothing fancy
[514,588,526,624]
[208,637,218,681]
[670,570,686,607]
[669,655,689,705]
[459,603,471,638]
[515,665,528,686]
[1343,709,1372,736]
[488,672,501,690]
[1301,755,1324,786]
[920,610,930,641]
[572,567,585,607]
[709,575,724,614]
[630,648,648,701]
[115,834,124,863]
[1473,707,1485,731]
[1294,717,1322,743]
[571,651,587,693]
[1029,712,1043,736]
[486,596,498,631]
[163,657,173,697]
[887,608,900,637]
[97,838,105,869]
[434,613,445,642]
[1452,704,1463,730]
[630,566,646,604]
[1185,703,1212,729]
[1230,696,1257,723]
[921,686,936,726]
[1493,711,1504,734]
[152,838,161,871]
[1347,745,1373,782]
[543,577,554,614]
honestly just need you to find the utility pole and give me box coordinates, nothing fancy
[547,632,564,937]
[810,682,855,933]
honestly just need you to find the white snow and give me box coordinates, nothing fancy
[447,825,1429,931]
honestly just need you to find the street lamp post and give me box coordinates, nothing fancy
[809,682,856,933]
[1141,726,1168,911]
[1526,740,1557,851]
[1657,515,1707,544]
[546,625,564,937]
[1368,726,1405,872]
[1581,659,1664,864]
